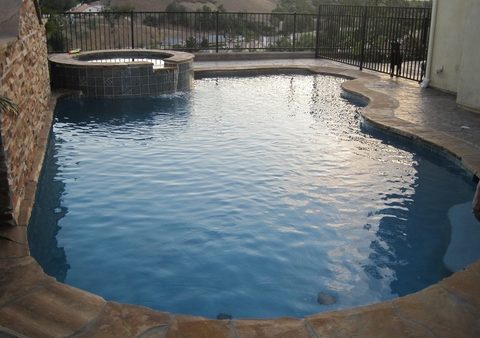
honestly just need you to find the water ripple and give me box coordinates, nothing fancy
[28,74,475,319]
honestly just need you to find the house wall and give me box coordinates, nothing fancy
[430,0,480,112]
[0,0,51,224]
[429,0,465,94]
[456,0,480,111]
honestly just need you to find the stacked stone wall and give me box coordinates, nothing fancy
[0,0,50,224]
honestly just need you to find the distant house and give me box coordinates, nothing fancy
[67,1,104,13]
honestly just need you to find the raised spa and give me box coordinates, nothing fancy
[28,74,476,319]
[48,49,194,98]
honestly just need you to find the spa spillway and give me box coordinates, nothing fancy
[49,50,194,98]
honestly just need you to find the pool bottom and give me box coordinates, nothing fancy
[28,74,474,318]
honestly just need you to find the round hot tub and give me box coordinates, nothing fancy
[49,50,194,98]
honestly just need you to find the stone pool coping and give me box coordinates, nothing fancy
[49,49,194,68]
[1,65,479,337]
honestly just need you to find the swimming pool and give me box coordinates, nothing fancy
[28,74,475,319]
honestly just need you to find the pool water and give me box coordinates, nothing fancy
[28,74,475,319]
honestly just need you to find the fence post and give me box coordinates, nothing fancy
[130,12,135,49]
[359,6,368,71]
[315,6,321,58]
[292,12,297,51]
[216,11,219,53]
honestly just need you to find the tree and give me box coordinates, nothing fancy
[143,15,160,27]
[297,32,316,49]
[270,35,292,50]
[185,36,199,51]
[40,0,78,13]
[104,4,135,12]
[274,0,315,13]
[45,15,66,51]
[199,5,213,12]
[200,37,210,49]
[313,0,431,7]
[165,2,187,12]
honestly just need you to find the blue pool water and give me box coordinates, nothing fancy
[28,75,475,319]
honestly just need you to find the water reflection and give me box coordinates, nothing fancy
[28,132,69,282]
[27,75,475,317]
[28,94,192,283]
[360,124,474,297]
[55,95,191,127]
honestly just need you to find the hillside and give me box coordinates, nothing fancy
[104,0,279,12]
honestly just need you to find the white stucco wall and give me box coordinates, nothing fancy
[456,0,480,111]
[429,0,466,94]
[430,0,480,111]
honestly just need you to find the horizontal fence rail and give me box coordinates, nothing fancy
[45,6,431,82]
[316,5,431,81]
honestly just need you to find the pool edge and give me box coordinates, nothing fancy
[1,65,479,338]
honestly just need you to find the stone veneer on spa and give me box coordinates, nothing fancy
[49,50,194,98]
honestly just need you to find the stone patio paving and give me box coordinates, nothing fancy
[1,58,479,337]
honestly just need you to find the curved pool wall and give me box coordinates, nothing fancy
[48,49,194,98]
[2,64,480,337]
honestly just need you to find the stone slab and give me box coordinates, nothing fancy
[0,282,105,338]
[234,318,310,338]
[165,316,234,338]
[0,257,52,306]
[74,302,171,338]
[0,225,28,258]
[306,302,417,338]
[392,285,480,338]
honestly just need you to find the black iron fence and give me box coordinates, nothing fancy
[46,5,431,81]
[316,5,431,81]
[46,11,317,53]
